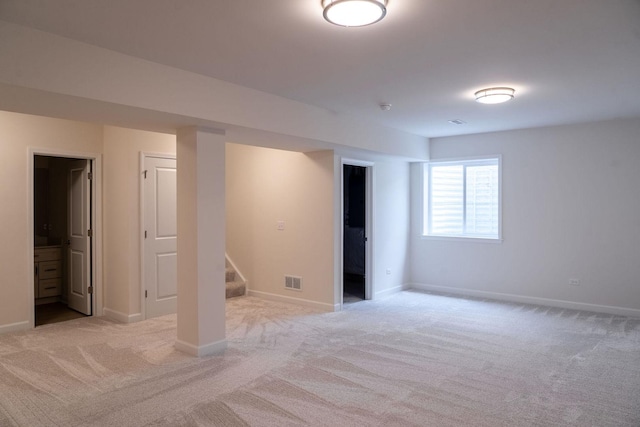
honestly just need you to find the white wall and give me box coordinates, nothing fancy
[226,144,414,309]
[0,108,411,333]
[0,111,176,332]
[226,144,336,310]
[0,111,103,332]
[103,126,175,320]
[0,109,412,333]
[371,160,412,298]
[411,118,640,315]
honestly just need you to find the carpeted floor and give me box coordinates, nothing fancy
[0,291,639,426]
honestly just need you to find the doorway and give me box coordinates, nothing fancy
[33,155,93,326]
[343,164,367,303]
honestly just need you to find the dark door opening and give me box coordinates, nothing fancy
[34,155,92,326]
[343,164,366,302]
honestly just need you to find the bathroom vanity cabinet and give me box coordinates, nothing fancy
[34,246,62,299]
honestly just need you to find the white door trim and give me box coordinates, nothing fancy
[340,158,375,309]
[28,148,103,329]
[139,152,177,320]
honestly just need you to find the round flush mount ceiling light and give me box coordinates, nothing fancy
[474,87,515,104]
[322,0,387,27]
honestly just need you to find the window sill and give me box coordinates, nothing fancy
[420,235,503,244]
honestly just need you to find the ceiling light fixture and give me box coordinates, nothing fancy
[322,0,387,27]
[474,87,515,104]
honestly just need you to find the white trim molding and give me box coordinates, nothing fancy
[175,339,227,357]
[248,290,338,312]
[374,284,409,299]
[409,283,640,318]
[103,308,143,324]
[0,321,30,334]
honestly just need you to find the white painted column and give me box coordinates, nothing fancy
[175,127,227,356]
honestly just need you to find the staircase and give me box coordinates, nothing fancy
[225,258,246,299]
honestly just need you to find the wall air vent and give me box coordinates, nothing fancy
[285,275,302,291]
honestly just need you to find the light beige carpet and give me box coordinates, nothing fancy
[0,291,639,426]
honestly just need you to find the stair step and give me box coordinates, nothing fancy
[226,281,246,299]
[225,267,236,282]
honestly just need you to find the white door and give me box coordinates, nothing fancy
[68,159,92,315]
[144,155,177,318]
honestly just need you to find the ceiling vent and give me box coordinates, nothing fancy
[448,119,467,125]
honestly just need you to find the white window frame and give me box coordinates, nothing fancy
[422,156,502,242]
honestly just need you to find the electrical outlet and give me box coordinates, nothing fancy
[386,268,391,275]
[277,221,285,231]
[569,279,580,286]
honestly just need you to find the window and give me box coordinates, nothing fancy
[423,157,501,240]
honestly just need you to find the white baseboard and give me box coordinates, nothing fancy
[374,284,409,299]
[247,289,337,312]
[175,339,227,357]
[0,320,30,334]
[409,283,640,318]
[103,308,143,324]
[128,313,143,323]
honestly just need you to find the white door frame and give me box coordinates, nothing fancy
[28,148,103,328]
[139,152,177,320]
[341,158,375,308]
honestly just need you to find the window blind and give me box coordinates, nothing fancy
[425,158,500,239]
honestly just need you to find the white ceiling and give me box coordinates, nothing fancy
[1,0,639,138]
